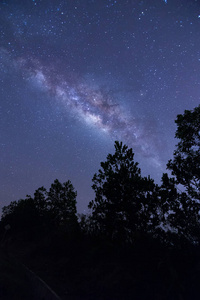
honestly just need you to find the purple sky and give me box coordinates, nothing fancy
[0,0,200,213]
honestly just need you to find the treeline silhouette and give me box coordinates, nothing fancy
[0,105,200,299]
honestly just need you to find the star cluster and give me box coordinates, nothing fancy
[0,0,200,212]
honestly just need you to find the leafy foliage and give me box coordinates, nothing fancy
[165,105,200,244]
[48,179,78,231]
[1,179,78,239]
[157,173,199,245]
[88,141,159,242]
[167,105,200,201]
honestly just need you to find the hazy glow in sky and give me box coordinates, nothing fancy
[0,0,200,212]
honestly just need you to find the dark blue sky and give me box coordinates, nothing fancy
[0,0,200,213]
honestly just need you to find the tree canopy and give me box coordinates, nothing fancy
[88,141,159,242]
[1,179,78,238]
[1,105,200,246]
[167,105,200,201]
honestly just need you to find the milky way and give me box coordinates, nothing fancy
[1,0,200,212]
[13,55,162,166]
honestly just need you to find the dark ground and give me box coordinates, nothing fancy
[1,232,200,300]
[0,248,35,300]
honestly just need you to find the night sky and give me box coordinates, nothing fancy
[0,0,200,213]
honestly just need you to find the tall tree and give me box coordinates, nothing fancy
[158,173,179,229]
[167,105,200,201]
[157,173,190,245]
[88,141,158,242]
[166,105,200,244]
[33,186,49,217]
[48,179,78,231]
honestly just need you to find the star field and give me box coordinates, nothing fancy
[0,0,200,213]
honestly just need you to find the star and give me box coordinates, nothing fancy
[0,0,199,213]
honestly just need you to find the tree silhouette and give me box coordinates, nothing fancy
[88,141,159,242]
[1,179,78,238]
[167,105,200,201]
[157,173,189,245]
[166,105,200,244]
[33,186,49,217]
[1,196,40,239]
[48,179,78,232]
